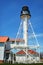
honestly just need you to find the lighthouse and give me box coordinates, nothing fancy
[20,6,31,46]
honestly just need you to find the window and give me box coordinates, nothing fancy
[17,42,19,45]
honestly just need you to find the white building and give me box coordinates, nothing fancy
[16,50,39,63]
[0,36,9,63]
[0,36,40,63]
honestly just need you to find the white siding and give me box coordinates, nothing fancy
[16,55,40,63]
[5,42,11,50]
[10,43,15,48]
[16,55,26,63]
[6,42,15,50]
[0,43,5,60]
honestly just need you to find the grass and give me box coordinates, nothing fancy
[0,63,43,65]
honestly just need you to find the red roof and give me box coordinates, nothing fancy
[16,50,38,55]
[16,50,26,55]
[28,50,37,54]
[0,36,9,43]
[9,38,24,42]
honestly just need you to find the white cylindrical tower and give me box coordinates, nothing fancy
[20,6,31,46]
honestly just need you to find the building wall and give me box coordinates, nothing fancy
[27,55,40,63]
[5,41,25,50]
[5,42,16,49]
[5,42,11,50]
[16,55,26,63]
[16,55,34,63]
[5,42,16,50]
[16,54,40,63]
[10,42,15,48]
[0,43,5,62]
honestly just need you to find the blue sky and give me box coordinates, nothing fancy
[0,0,43,52]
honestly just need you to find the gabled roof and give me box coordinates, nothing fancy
[16,50,38,55]
[16,50,26,55]
[0,36,9,43]
[28,50,37,54]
